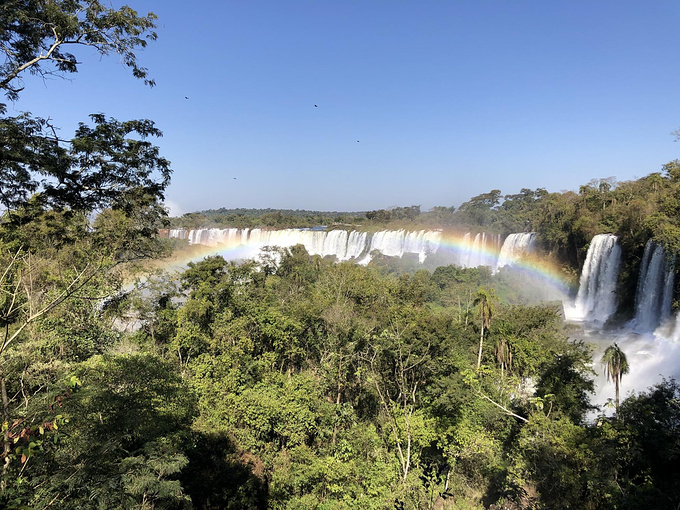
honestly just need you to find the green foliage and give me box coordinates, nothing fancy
[601,343,630,414]
[172,208,366,229]
[612,379,680,508]
[508,412,597,509]
[0,354,196,509]
[1,0,158,98]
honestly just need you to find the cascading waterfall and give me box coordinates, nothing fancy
[169,228,518,268]
[457,232,502,269]
[569,234,622,323]
[458,233,472,267]
[496,233,536,271]
[632,240,675,332]
[169,227,441,264]
[168,228,188,240]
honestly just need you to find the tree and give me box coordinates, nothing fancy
[29,353,196,509]
[0,112,171,223]
[601,343,629,415]
[1,0,167,223]
[0,2,171,502]
[456,190,502,226]
[1,0,158,99]
[614,379,680,508]
[473,287,496,368]
[363,314,436,482]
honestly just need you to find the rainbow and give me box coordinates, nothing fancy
[157,228,577,296]
[154,241,261,273]
[434,231,576,295]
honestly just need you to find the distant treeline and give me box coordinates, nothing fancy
[169,208,367,229]
[170,205,453,229]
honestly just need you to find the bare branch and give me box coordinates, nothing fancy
[478,391,529,423]
[0,261,102,356]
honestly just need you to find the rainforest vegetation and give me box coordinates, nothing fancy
[2,1,680,509]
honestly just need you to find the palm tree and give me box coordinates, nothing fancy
[601,343,630,415]
[495,335,512,378]
[473,288,496,368]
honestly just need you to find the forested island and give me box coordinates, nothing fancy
[2,2,680,510]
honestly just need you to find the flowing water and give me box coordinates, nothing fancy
[495,232,536,271]
[630,240,675,332]
[566,234,621,323]
[563,235,680,414]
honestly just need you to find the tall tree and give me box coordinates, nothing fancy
[0,2,171,504]
[473,287,496,368]
[601,343,629,415]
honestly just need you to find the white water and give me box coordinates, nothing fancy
[360,229,442,264]
[169,227,519,269]
[169,227,441,264]
[631,240,675,332]
[458,232,502,269]
[564,234,680,415]
[170,228,552,273]
[566,234,621,323]
[579,321,680,414]
[496,232,536,271]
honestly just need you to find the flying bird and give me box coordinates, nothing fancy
[314,104,318,107]
[185,96,189,99]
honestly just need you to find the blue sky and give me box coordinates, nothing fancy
[10,1,680,215]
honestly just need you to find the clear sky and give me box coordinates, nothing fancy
[10,1,680,215]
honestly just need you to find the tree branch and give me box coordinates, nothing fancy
[478,391,529,423]
[0,26,63,90]
[0,260,103,356]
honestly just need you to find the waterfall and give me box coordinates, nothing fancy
[496,233,536,271]
[632,240,676,332]
[459,233,472,267]
[168,228,187,240]
[169,227,441,264]
[569,234,622,323]
[457,232,502,269]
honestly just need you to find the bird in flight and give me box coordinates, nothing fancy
[185,96,189,99]
[314,104,318,107]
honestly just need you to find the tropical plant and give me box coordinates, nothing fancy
[473,287,497,368]
[601,343,630,415]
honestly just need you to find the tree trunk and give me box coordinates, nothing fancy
[477,322,484,368]
[1,373,10,486]
[615,379,620,416]
[331,356,343,445]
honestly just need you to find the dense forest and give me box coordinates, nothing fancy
[1,2,680,509]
